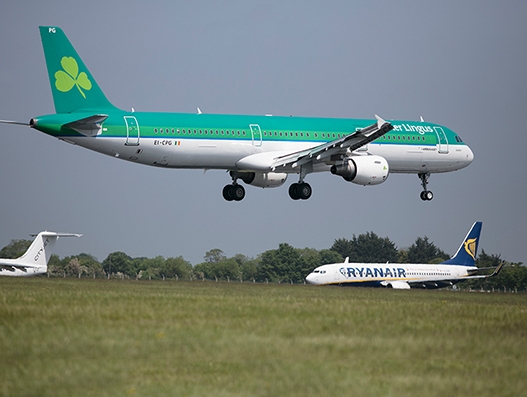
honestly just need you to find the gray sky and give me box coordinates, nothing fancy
[1,0,526,265]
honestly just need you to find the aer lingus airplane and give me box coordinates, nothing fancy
[0,231,82,277]
[306,222,504,289]
[1,26,474,201]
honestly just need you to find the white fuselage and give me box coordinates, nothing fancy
[306,262,476,288]
[0,259,46,277]
[64,136,474,174]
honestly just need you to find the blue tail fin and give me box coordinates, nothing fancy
[441,222,482,267]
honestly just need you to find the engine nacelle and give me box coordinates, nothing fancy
[237,171,288,188]
[330,155,389,185]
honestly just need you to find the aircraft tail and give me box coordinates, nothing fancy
[441,222,482,267]
[14,231,82,268]
[39,26,119,113]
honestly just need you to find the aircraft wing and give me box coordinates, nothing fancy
[405,262,505,289]
[0,263,32,273]
[465,262,505,278]
[270,115,393,171]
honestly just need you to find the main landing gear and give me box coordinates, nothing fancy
[418,172,434,201]
[222,172,246,201]
[288,182,312,200]
[289,165,312,200]
[222,184,245,201]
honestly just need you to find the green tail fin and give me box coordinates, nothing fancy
[39,26,119,113]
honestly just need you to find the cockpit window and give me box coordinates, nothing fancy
[455,136,464,143]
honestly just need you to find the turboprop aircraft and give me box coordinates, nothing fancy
[305,222,504,289]
[0,26,474,201]
[0,231,82,277]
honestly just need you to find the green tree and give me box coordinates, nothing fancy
[231,254,259,282]
[47,254,63,277]
[318,249,343,265]
[407,236,448,264]
[331,238,356,261]
[102,252,133,277]
[163,256,193,280]
[194,257,241,281]
[77,253,103,278]
[65,257,85,278]
[204,248,226,264]
[0,239,32,259]
[331,232,397,263]
[257,243,304,283]
[132,257,160,279]
[298,248,321,280]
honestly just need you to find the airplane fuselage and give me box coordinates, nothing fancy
[31,111,473,174]
[306,262,476,289]
[0,262,46,277]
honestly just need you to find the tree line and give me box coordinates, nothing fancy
[1,232,525,290]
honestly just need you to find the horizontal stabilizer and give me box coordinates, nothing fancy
[30,232,83,238]
[64,115,108,137]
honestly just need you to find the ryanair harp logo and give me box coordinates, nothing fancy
[464,238,477,260]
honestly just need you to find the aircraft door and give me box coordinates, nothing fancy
[250,124,262,147]
[434,126,448,154]
[124,116,140,146]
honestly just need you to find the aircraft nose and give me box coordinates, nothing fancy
[305,273,316,284]
[466,146,474,164]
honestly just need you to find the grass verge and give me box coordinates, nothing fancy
[1,278,526,397]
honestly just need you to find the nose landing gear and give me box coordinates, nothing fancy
[223,171,246,201]
[418,172,433,201]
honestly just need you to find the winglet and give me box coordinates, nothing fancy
[375,114,386,128]
[490,261,505,277]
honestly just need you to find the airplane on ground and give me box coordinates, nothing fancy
[305,222,504,289]
[0,231,82,277]
[1,26,474,201]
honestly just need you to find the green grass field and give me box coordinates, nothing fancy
[1,278,525,397]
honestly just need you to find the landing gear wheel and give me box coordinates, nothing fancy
[231,184,245,201]
[222,184,245,201]
[223,185,234,201]
[298,183,312,200]
[289,182,312,200]
[289,183,300,200]
[420,190,433,201]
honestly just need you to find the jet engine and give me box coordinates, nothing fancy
[330,155,389,185]
[236,171,288,188]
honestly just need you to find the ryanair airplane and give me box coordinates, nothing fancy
[1,27,474,201]
[0,231,81,277]
[306,222,503,289]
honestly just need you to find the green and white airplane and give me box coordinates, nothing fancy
[1,26,474,201]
